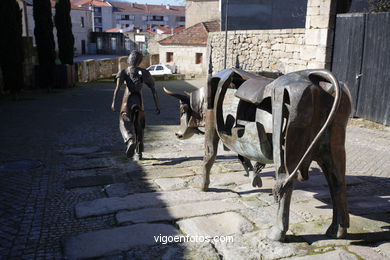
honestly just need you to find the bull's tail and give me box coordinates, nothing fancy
[274,69,342,199]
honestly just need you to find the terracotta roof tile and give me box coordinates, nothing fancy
[159,21,220,46]
[105,27,121,32]
[72,0,111,7]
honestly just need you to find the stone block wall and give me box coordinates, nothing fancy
[207,0,336,74]
[75,55,150,83]
[208,29,306,74]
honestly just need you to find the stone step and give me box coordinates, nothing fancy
[75,189,239,218]
[63,223,178,260]
[116,199,246,224]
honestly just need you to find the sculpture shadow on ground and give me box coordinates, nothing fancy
[292,171,390,244]
[140,155,239,166]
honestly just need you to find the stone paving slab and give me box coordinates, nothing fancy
[116,198,246,224]
[64,175,114,189]
[213,230,309,260]
[287,248,358,260]
[63,223,179,259]
[177,212,254,237]
[290,199,333,222]
[377,242,390,259]
[65,158,112,171]
[75,189,239,218]
[121,242,220,260]
[240,205,305,229]
[104,182,158,197]
[290,214,390,246]
[348,245,389,260]
[154,177,189,191]
[142,167,197,179]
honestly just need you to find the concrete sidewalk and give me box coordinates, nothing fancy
[0,79,389,259]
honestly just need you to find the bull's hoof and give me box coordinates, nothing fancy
[251,175,263,188]
[326,224,347,239]
[267,226,286,242]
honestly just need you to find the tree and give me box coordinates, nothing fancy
[0,0,24,95]
[54,0,75,65]
[33,0,56,89]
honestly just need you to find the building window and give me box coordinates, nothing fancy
[95,27,102,32]
[166,52,173,62]
[97,37,103,50]
[195,53,203,64]
[152,15,164,21]
[81,17,84,28]
[94,7,102,16]
[94,17,102,26]
[176,16,185,22]
[142,16,148,21]
[111,37,117,51]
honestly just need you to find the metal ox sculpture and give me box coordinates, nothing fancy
[164,68,352,241]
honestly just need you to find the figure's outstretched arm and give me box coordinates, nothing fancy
[142,69,160,114]
[111,75,124,112]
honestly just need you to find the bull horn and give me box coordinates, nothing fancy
[163,87,190,104]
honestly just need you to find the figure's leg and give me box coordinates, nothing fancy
[317,127,349,239]
[202,110,219,191]
[120,112,136,158]
[134,110,145,160]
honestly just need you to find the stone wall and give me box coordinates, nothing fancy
[207,0,336,74]
[208,29,306,74]
[76,55,150,82]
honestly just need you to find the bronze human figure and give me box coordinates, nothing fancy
[112,51,160,160]
[164,68,352,242]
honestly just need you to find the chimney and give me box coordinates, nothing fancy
[166,4,170,10]
[130,3,134,7]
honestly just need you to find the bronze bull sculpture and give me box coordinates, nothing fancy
[164,68,352,241]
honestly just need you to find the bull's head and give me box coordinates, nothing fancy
[163,87,204,140]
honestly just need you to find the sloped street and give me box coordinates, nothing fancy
[0,79,389,259]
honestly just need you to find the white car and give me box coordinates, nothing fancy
[146,64,173,75]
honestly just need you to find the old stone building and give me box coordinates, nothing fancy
[159,21,220,76]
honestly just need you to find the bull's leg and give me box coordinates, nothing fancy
[238,155,253,176]
[268,172,294,241]
[251,162,265,188]
[202,110,219,191]
[269,87,293,241]
[317,127,349,239]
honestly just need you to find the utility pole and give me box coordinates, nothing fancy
[90,2,95,32]
[223,0,229,69]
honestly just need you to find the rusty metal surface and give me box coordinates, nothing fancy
[164,68,352,242]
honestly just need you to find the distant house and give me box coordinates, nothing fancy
[158,21,220,75]
[110,2,185,30]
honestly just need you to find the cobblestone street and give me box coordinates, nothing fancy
[0,78,389,259]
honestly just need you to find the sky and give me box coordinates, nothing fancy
[111,0,185,6]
